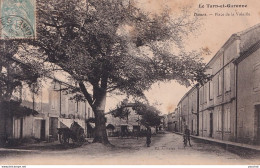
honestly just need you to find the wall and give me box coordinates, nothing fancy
[169,24,260,145]
[237,47,260,144]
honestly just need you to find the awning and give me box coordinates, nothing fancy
[59,118,73,128]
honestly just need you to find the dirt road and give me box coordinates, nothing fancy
[1,132,259,165]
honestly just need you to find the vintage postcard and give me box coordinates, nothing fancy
[0,0,259,166]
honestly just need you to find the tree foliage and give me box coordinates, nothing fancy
[18,0,208,144]
[30,0,206,100]
[0,41,45,102]
[111,101,162,127]
[132,101,162,127]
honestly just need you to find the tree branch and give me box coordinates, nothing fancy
[78,81,94,108]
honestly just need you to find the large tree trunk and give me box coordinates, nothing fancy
[79,78,110,145]
[92,109,110,144]
[92,87,110,145]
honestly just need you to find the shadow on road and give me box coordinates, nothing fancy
[5,141,90,151]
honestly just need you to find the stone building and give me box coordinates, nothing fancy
[0,78,94,145]
[234,33,260,144]
[167,109,178,132]
[176,85,199,135]
[171,23,260,145]
[106,103,143,136]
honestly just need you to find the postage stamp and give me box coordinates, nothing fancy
[0,0,36,39]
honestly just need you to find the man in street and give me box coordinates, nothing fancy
[184,125,192,147]
[146,127,152,147]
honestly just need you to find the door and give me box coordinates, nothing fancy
[210,113,213,137]
[121,125,128,137]
[256,105,260,143]
[19,118,23,139]
[40,120,46,140]
[191,120,194,135]
[49,117,58,140]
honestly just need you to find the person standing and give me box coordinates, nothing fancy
[146,127,152,147]
[184,125,192,147]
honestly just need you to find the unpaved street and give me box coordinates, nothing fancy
[1,132,259,165]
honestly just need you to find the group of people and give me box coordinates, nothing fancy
[145,125,192,147]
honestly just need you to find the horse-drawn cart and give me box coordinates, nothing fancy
[57,121,86,145]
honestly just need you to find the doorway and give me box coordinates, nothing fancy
[191,120,194,135]
[49,117,58,140]
[19,118,23,139]
[40,120,46,140]
[256,105,260,143]
[210,113,213,137]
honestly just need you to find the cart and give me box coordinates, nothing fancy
[57,121,86,145]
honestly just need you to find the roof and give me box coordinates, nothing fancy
[177,84,198,106]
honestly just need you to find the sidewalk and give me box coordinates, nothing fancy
[173,131,260,152]
[0,148,38,152]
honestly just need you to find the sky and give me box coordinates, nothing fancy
[106,0,260,114]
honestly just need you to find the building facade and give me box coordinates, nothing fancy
[169,23,260,145]
[175,85,199,135]
[0,78,94,145]
[235,38,260,144]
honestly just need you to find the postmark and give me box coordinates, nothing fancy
[0,0,36,39]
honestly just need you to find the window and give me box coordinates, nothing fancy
[68,99,74,113]
[204,85,207,103]
[203,112,207,130]
[75,101,78,113]
[238,108,244,128]
[218,74,222,96]
[77,102,80,113]
[217,109,222,131]
[81,102,86,114]
[219,57,222,68]
[199,114,203,131]
[193,119,196,133]
[209,81,213,100]
[224,107,231,132]
[253,64,260,91]
[51,91,57,109]
[199,87,203,104]
[224,66,231,92]
[191,93,194,108]
[64,98,68,115]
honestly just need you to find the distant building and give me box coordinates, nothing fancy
[106,103,143,136]
[161,114,168,130]
[176,85,199,135]
[167,109,178,132]
[106,102,160,136]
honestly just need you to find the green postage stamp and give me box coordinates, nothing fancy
[0,0,36,39]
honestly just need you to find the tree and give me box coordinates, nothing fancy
[0,40,45,102]
[133,102,162,128]
[111,101,162,128]
[22,0,208,145]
